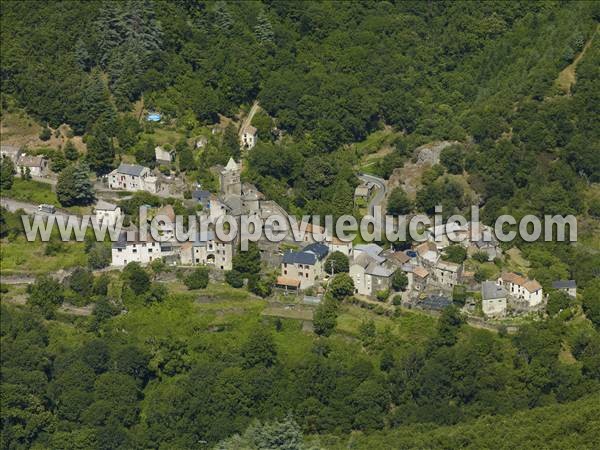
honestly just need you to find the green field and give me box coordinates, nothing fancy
[5,178,57,205]
[0,235,87,275]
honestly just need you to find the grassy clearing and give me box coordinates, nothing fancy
[5,178,57,205]
[336,304,437,345]
[0,110,42,141]
[141,126,186,147]
[504,247,530,274]
[555,25,597,94]
[0,235,87,275]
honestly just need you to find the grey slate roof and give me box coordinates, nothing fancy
[116,163,146,177]
[303,242,329,260]
[283,250,318,266]
[552,280,576,289]
[420,295,452,311]
[481,281,508,300]
[192,190,211,202]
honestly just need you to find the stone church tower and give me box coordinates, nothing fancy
[220,157,242,196]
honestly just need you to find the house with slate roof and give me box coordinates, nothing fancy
[552,280,577,298]
[281,242,329,289]
[108,163,159,193]
[94,200,122,226]
[481,281,508,317]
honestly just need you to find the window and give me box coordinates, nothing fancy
[284,270,287,275]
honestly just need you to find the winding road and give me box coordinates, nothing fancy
[358,173,387,231]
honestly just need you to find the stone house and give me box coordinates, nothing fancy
[240,125,257,149]
[182,231,234,271]
[416,241,440,267]
[94,200,122,226]
[17,154,48,177]
[281,243,329,290]
[497,272,543,306]
[0,144,22,163]
[111,232,175,266]
[481,281,508,317]
[434,260,462,289]
[108,163,159,193]
[155,146,175,164]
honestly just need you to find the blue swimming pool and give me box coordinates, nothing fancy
[146,112,161,122]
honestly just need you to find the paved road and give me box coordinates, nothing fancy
[358,173,387,231]
[0,197,71,217]
[239,101,260,137]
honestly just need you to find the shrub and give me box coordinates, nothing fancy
[225,270,244,288]
[184,267,209,290]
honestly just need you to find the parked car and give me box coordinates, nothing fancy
[38,204,56,214]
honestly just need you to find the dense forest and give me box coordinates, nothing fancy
[2,1,600,449]
[2,272,600,449]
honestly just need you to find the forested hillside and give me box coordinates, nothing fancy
[2,2,600,449]
[2,0,599,284]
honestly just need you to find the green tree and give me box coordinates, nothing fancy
[328,273,354,300]
[241,327,277,368]
[314,296,338,336]
[232,242,261,275]
[254,11,274,45]
[225,270,244,288]
[582,280,600,330]
[87,243,111,269]
[184,267,209,290]
[391,270,408,291]
[122,262,150,295]
[64,140,79,161]
[39,126,51,141]
[430,305,464,348]
[387,187,412,215]
[68,267,94,297]
[442,245,467,264]
[28,275,64,317]
[547,290,573,316]
[222,123,240,159]
[0,157,15,191]
[50,151,67,173]
[56,163,95,206]
[440,145,466,174]
[324,251,349,275]
[135,139,156,167]
[86,131,114,175]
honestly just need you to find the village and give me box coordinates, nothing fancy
[1,114,577,326]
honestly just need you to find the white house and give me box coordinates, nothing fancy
[111,232,174,266]
[551,280,577,298]
[329,236,353,257]
[152,205,176,241]
[498,272,543,306]
[17,154,47,177]
[155,146,174,164]
[427,222,469,250]
[481,281,508,317]
[108,163,159,193]
[240,125,257,150]
[94,200,122,226]
[415,241,439,267]
[0,144,22,163]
